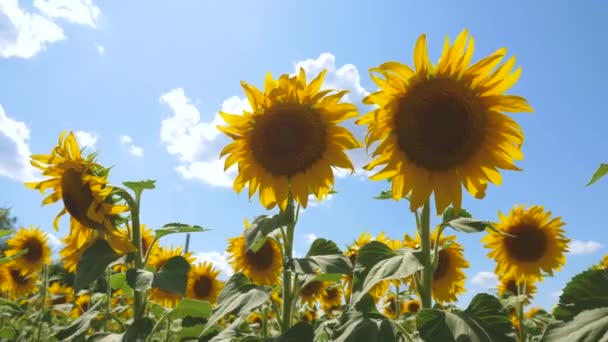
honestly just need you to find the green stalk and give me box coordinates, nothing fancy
[262,306,269,338]
[106,267,112,331]
[394,284,401,318]
[516,282,526,342]
[36,264,49,342]
[280,199,298,333]
[418,201,433,309]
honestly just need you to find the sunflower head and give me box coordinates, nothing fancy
[148,245,195,308]
[321,285,343,312]
[382,294,405,319]
[186,261,223,304]
[357,29,532,215]
[404,299,421,314]
[1,264,39,299]
[25,131,135,254]
[5,225,51,274]
[300,280,328,307]
[227,234,282,285]
[482,205,569,282]
[71,292,91,318]
[302,307,318,323]
[60,225,97,273]
[47,281,75,306]
[497,276,537,305]
[217,68,361,210]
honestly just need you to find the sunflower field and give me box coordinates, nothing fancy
[1,27,608,342]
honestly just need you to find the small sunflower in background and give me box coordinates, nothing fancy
[217,68,361,210]
[227,234,282,286]
[25,131,135,254]
[357,29,532,215]
[4,226,51,274]
[382,294,405,319]
[403,299,421,314]
[343,232,391,302]
[71,292,91,318]
[497,275,537,304]
[186,261,223,304]
[47,281,75,306]
[148,245,195,308]
[483,205,569,282]
[406,229,469,303]
[301,307,318,324]
[299,280,328,307]
[321,285,343,312]
[1,264,39,298]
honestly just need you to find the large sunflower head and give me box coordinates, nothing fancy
[217,68,361,210]
[186,261,223,304]
[482,205,569,282]
[4,225,51,274]
[148,245,195,308]
[25,131,135,254]
[406,229,469,302]
[1,264,39,299]
[357,29,532,215]
[227,234,282,285]
[497,275,537,304]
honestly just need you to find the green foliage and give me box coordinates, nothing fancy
[373,190,393,200]
[331,311,397,342]
[122,179,156,196]
[154,222,208,240]
[245,206,295,253]
[0,207,17,231]
[541,308,608,342]
[553,268,608,321]
[416,293,514,342]
[292,238,352,275]
[586,163,608,186]
[171,298,213,320]
[127,255,191,295]
[109,273,133,297]
[74,240,121,290]
[54,300,103,340]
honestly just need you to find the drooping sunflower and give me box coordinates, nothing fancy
[227,234,282,285]
[300,280,328,306]
[247,312,263,326]
[321,285,343,312]
[357,29,532,215]
[482,205,569,282]
[406,229,469,303]
[497,275,537,304]
[148,245,195,308]
[382,294,405,319]
[1,264,39,298]
[4,225,51,274]
[186,261,223,304]
[25,131,135,254]
[404,299,421,314]
[217,68,361,210]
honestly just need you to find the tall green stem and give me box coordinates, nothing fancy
[516,282,526,342]
[36,264,49,342]
[418,201,433,309]
[280,199,298,333]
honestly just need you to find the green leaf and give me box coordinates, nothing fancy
[300,273,344,290]
[446,217,491,233]
[0,298,24,313]
[541,308,608,342]
[245,208,295,253]
[88,333,124,342]
[0,327,15,339]
[271,322,314,342]
[416,293,514,342]
[172,298,213,319]
[126,269,154,292]
[124,317,154,342]
[155,223,208,240]
[122,179,156,196]
[0,229,13,238]
[109,273,133,297]
[54,301,102,340]
[586,163,608,186]
[373,190,393,200]
[351,241,423,305]
[332,312,397,342]
[442,207,472,223]
[74,239,121,290]
[0,249,27,267]
[306,238,342,257]
[203,272,272,334]
[127,255,191,295]
[553,268,608,321]
[177,324,205,340]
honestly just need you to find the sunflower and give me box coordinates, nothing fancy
[404,299,421,314]
[300,280,328,306]
[1,265,38,298]
[406,229,469,303]
[601,254,608,269]
[227,235,282,285]
[497,275,537,304]
[47,282,75,306]
[4,226,51,274]
[248,312,263,326]
[356,29,532,215]
[111,289,134,319]
[302,308,318,323]
[186,261,223,304]
[71,292,91,318]
[59,227,97,273]
[113,224,157,272]
[383,294,405,319]
[148,245,195,308]
[25,131,135,254]
[482,205,569,282]
[321,285,343,312]
[525,307,544,319]
[217,68,361,210]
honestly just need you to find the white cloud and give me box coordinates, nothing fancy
[0,104,38,181]
[305,234,317,244]
[119,134,143,158]
[46,232,62,250]
[0,0,99,59]
[551,290,562,299]
[75,130,97,148]
[96,43,104,55]
[568,240,603,255]
[307,193,334,207]
[193,251,233,280]
[33,0,100,28]
[160,88,246,187]
[471,272,499,289]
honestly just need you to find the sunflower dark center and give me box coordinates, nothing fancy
[388,297,398,313]
[194,276,213,298]
[433,249,450,280]
[250,104,327,177]
[61,168,101,229]
[394,77,486,170]
[24,238,43,262]
[407,301,421,313]
[10,269,28,285]
[325,288,339,301]
[301,281,323,297]
[505,279,518,295]
[245,241,275,270]
[504,223,548,262]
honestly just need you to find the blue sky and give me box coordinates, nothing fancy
[1,0,607,310]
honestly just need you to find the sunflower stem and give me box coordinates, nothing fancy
[105,267,112,331]
[280,199,298,333]
[36,263,49,342]
[262,306,269,338]
[418,201,433,309]
[394,283,401,318]
[516,282,527,342]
